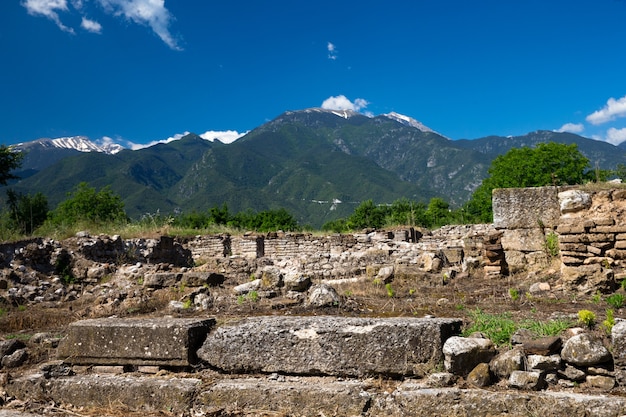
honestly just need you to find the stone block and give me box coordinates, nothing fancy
[493,187,561,229]
[197,316,462,378]
[501,229,546,252]
[5,374,200,414]
[57,317,215,366]
[197,378,370,416]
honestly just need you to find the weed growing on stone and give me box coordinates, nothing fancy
[606,293,625,309]
[577,309,596,328]
[544,231,560,258]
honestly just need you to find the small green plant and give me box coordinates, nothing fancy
[17,305,27,312]
[247,290,259,302]
[237,295,245,305]
[385,283,395,298]
[578,309,596,328]
[249,273,256,281]
[344,290,353,297]
[591,291,602,304]
[621,279,626,291]
[373,278,382,286]
[182,299,193,310]
[603,309,615,334]
[409,288,416,296]
[544,231,560,258]
[606,293,625,309]
[508,288,520,302]
[137,277,144,285]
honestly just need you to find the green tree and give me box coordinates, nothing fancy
[209,203,230,225]
[52,182,127,225]
[6,190,49,235]
[466,142,590,222]
[0,145,23,185]
[346,200,387,230]
[425,197,451,228]
[386,198,427,227]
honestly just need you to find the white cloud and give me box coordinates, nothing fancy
[606,127,626,146]
[586,95,626,125]
[321,95,370,112]
[22,0,182,50]
[97,0,182,50]
[200,130,246,144]
[81,17,102,33]
[556,123,584,134]
[327,42,337,60]
[22,0,75,33]
[128,130,246,150]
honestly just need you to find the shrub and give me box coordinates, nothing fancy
[603,309,615,334]
[577,309,596,328]
[544,232,559,258]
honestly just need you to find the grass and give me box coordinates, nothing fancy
[463,309,575,347]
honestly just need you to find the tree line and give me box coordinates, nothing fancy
[0,141,623,237]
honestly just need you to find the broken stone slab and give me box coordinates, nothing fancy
[442,336,496,376]
[4,373,200,415]
[561,333,612,367]
[197,316,462,377]
[197,377,370,417]
[57,317,214,366]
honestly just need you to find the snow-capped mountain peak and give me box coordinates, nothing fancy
[383,112,434,133]
[50,136,124,154]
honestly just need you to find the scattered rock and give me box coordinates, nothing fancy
[307,284,340,307]
[467,362,492,387]
[561,333,612,367]
[443,336,496,376]
[508,370,545,390]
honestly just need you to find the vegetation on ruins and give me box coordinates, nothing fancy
[464,142,592,223]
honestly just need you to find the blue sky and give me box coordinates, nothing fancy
[2,0,626,148]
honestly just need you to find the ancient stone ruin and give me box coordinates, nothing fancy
[2,186,626,416]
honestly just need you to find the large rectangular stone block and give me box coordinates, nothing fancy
[57,317,214,366]
[5,374,200,414]
[197,316,462,377]
[492,187,562,229]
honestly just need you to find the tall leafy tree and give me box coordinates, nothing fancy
[6,190,49,235]
[465,142,590,222]
[52,182,127,225]
[0,145,23,185]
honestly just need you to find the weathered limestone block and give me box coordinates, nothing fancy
[442,247,463,264]
[501,229,546,252]
[197,316,462,377]
[370,385,626,417]
[561,333,612,367]
[493,187,561,229]
[197,378,370,417]
[612,321,626,385]
[508,370,545,390]
[143,272,181,288]
[57,317,215,366]
[527,354,561,372]
[467,362,492,387]
[5,374,200,414]
[559,189,592,214]
[489,348,524,380]
[443,336,496,376]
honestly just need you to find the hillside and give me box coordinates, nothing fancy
[5,108,626,227]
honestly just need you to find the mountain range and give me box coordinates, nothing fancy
[5,108,626,227]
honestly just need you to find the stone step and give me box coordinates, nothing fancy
[5,374,200,415]
[6,374,626,417]
[197,316,462,377]
[56,317,214,367]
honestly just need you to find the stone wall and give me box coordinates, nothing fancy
[187,225,502,282]
[494,185,626,292]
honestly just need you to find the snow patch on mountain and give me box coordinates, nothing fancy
[15,136,124,154]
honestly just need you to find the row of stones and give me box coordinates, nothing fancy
[444,330,617,391]
[557,217,626,267]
